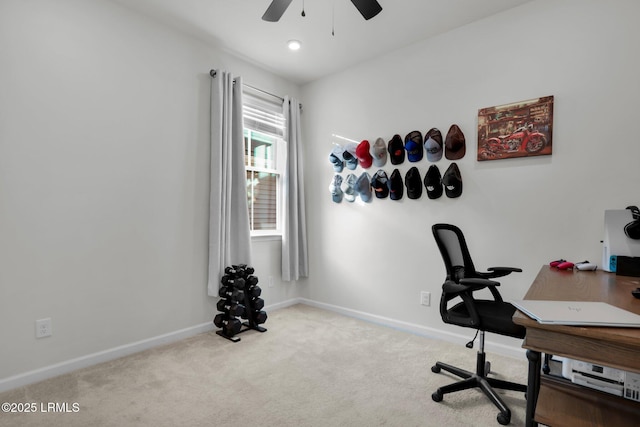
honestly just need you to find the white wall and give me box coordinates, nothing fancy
[0,0,300,384]
[3,0,639,390]
[299,0,640,348]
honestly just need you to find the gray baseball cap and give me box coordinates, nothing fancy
[329,175,343,203]
[341,173,358,202]
[329,145,345,172]
[355,172,372,202]
[371,137,387,167]
[424,128,443,162]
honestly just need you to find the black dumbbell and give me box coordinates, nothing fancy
[218,286,245,301]
[224,266,236,276]
[247,285,262,297]
[216,300,245,317]
[253,310,267,325]
[221,277,245,289]
[213,313,226,328]
[223,318,242,336]
[249,297,264,311]
[246,276,259,287]
[231,264,245,277]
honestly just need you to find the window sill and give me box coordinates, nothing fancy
[251,234,282,242]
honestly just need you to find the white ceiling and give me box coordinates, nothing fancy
[111,0,534,84]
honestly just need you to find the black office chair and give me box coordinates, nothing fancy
[430,223,527,426]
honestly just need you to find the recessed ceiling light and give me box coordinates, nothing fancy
[287,40,301,51]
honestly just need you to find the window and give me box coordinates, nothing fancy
[243,93,286,236]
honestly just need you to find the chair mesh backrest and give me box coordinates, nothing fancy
[432,224,476,282]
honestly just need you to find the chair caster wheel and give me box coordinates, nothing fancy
[497,412,510,425]
[431,391,443,402]
[431,365,441,373]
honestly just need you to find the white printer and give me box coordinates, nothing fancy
[558,357,640,402]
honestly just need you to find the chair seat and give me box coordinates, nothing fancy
[448,300,526,338]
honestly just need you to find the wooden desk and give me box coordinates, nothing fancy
[513,266,640,426]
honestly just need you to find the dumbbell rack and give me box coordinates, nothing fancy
[213,264,268,342]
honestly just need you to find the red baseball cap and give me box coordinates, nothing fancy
[355,140,373,169]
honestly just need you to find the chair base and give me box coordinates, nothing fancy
[431,359,527,426]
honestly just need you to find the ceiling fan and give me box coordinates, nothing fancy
[262,0,383,22]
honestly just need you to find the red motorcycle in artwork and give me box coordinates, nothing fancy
[478,124,547,160]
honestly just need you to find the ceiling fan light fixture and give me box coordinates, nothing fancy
[287,40,302,51]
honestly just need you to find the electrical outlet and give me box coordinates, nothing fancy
[36,318,52,338]
[420,291,431,306]
[268,276,274,288]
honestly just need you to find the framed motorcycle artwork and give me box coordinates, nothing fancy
[477,96,554,161]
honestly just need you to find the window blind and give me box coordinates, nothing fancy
[243,94,285,138]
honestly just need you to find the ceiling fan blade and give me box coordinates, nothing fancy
[350,0,383,20]
[262,0,294,22]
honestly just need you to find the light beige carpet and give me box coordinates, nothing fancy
[0,304,528,427]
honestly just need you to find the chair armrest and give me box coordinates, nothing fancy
[442,281,473,294]
[459,277,502,304]
[484,266,522,278]
[460,277,500,288]
[442,278,500,295]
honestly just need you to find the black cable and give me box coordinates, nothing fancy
[466,330,479,348]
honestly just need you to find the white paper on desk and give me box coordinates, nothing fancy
[511,300,640,327]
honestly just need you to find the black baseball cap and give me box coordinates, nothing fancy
[423,165,443,199]
[442,162,462,198]
[371,170,389,199]
[405,167,422,199]
[388,169,404,200]
[387,134,405,165]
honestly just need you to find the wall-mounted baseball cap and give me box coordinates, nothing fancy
[445,124,466,160]
[405,167,422,199]
[423,165,443,199]
[329,175,343,203]
[342,142,359,170]
[388,169,404,200]
[341,173,358,202]
[371,137,387,167]
[329,145,345,172]
[355,172,372,202]
[387,134,405,165]
[404,131,423,162]
[442,162,462,198]
[355,140,373,169]
[370,170,389,199]
[424,128,443,162]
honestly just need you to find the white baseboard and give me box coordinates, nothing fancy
[0,297,524,393]
[296,298,526,360]
[0,321,215,393]
[0,299,300,393]
[264,298,301,312]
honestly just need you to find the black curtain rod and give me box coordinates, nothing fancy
[209,69,284,103]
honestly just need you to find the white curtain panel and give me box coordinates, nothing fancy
[208,71,252,296]
[282,97,309,281]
